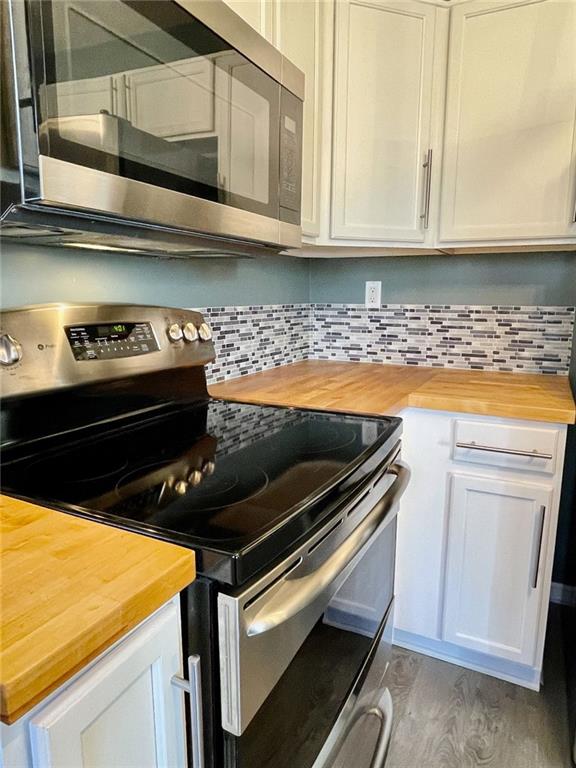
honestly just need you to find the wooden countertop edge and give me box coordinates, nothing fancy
[406,392,576,425]
[0,496,196,725]
[209,390,410,418]
[212,387,575,424]
[0,554,194,725]
[209,361,576,425]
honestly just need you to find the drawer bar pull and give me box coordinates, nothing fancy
[455,441,552,461]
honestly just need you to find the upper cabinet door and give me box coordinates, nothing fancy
[125,59,215,139]
[222,0,274,41]
[43,75,119,118]
[440,0,576,243]
[331,0,445,243]
[273,0,332,238]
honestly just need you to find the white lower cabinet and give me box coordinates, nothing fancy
[1,599,187,768]
[443,474,552,665]
[395,408,567,689]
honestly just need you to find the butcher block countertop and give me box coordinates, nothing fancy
[210,361,576,425]
[0,495,196,725]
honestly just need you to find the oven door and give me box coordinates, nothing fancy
[19,0,302,246]
[217,458,409,768]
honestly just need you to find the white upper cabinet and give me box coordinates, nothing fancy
[273,0,333,238]
[222,0,274,40]
[330,1,448,244]
[443,474,552,665]
[439,0,576,243]
[43,75,118,118]
[125,59,215,139]
[212,52,272,204]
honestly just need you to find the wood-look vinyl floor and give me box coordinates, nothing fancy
[385,611,572,768]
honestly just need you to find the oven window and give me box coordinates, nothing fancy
[31,0,280,218]
[226,518,397,768]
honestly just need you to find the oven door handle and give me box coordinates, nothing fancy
[246,461,410,638]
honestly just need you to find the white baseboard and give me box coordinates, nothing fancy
[550,581,576,607]
[393,629,541,691]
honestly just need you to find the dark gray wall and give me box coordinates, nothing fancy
[0,242,310,308]
[309,252,576,305]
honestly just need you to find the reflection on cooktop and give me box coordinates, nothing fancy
[2,400,393,545]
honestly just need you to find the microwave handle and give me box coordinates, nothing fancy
[246,461,410,638]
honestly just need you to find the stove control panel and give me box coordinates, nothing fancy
[65,322,160,361]
[0,304,216,398]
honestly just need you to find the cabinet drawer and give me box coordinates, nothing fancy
[452,419,559,475]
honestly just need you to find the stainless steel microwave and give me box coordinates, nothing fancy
[0,0,303,257]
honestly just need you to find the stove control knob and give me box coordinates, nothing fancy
[0,334,22,366]
[175,480,188,495]
[183,322,199,343]
[198,322,212,342]
[188,469,203,487]
[202,460,215,477]
[167,323,183,342]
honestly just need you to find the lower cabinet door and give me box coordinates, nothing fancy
[443,474,552,665]
[29,601,187,768]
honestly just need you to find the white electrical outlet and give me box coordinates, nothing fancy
[365,281,381,309]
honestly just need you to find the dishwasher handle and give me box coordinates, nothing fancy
[246,461,410,638]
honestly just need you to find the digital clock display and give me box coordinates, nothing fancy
[65,321,159,361]
[96,324,129,338]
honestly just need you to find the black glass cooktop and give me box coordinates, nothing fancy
[2,400,401,584]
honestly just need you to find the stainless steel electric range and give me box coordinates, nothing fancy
[0,303,409,768]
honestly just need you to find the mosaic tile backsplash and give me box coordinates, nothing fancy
[311,304,575,375]
[201,304,311,383]
[198,303,574,383]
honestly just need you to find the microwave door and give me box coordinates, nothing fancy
[6,0,302,250]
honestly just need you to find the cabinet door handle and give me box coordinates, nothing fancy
[455,441,553,461]
[110,78,117,115]
[171,654,204,768]
[420,148,433,229]
[532,505,546,590]
[123,74,132,123]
